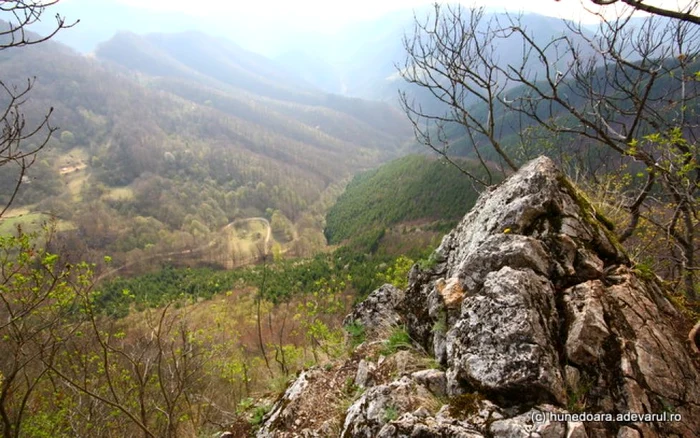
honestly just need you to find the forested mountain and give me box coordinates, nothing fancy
[28,2,597,102]
[96,31,317,102]
[324,155,491,245]
[0,23,412,266]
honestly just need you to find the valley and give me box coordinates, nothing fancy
[0,20,414,274]
[1,2,699,437]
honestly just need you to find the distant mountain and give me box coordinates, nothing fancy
[94,30,411,143]
[273,8,417,100]
[96,30,317,102]
[29,3,598,103]
[273,10,596,103]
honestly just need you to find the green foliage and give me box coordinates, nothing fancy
[325,155,487,245]
[381,326,413,355]
[383,405,399,422]
[416,252,440,271]
[634,259,656,282]
[566,376,592,413]
[95,266,240,316]
[0,225,93,438]
[345,321,366,349]
[375,255,414,289]
[250,404,272,426]
[95,246,412,318]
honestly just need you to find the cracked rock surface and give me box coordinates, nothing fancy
[256,157,699,437]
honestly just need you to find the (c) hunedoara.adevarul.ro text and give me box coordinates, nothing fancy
[532,411,682,423]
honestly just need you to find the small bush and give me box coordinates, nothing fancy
[417,253,439,271]
[383,405,399,422]
[345,320,366,349]
[249,404,271,426]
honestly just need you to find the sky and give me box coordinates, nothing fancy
[105,0,605,29]
[44,0,697,55]
[106,0,692,28]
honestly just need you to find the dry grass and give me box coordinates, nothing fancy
[102,187,134,202]
[0,212,74,235]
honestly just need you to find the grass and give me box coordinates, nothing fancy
[56,147,89,168]
[56,148,90,202]
[345,321,366,349]
[381,326,413,355]
[64,169,90,201]
[218,219,275,269]
[566,376,592,413]
[0,213,53,235]
[103,187,134,202]
[1,206,32,218]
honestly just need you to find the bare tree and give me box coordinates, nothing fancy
[1,1,76,218]
[400,3,699,300]
[588,0,700,25]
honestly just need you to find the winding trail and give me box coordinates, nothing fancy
[95,217,271,283]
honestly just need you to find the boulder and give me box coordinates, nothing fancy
[344,284,404,339]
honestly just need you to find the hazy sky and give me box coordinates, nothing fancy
[108,0,611,29]
[47,0,694,55]
[108,0,697,25]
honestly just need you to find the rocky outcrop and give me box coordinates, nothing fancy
[343,284,404,340]
[256,157,700,438]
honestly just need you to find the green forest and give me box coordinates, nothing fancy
[325,155,491,244]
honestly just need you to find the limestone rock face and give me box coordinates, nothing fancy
[256,157,700,438]
[340,376,435,438]
[344,284,404,339]
[445,266,565,404]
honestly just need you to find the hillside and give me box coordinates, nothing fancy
[324,155,492,245]
[0,27,412,267]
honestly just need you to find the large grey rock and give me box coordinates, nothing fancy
[446,266,565,404]
[375,412,485,438]
[344,284,404,339]
[488,406,588,438]
[355,359,377,388]
[563,281,611,366]
[411,369,447,397]
[436,157,626,285]
[257,370,318,438]
[256,156,700,438]
[340,376,436,438]
[401,157,700,436]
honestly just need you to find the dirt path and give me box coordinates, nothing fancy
[95,217,271,283]
[59,163,87,175]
